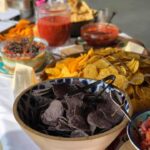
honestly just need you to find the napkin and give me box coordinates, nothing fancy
[12,63,38,98]
[124,41,144,54]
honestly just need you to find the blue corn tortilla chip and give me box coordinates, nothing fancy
[69,115,90,131]
[18,82,125,138]
[87,110,112,131]
[71,130,88,137]
[41,100,64,125]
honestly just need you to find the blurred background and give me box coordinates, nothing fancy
[5,0,150,49]
[87,0,150,49]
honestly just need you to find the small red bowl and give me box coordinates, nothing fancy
[81,23,119,47]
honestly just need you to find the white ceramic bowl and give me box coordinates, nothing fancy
[13,77,132,150]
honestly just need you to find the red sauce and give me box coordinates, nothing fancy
[140,117,150,150]
[81,23,119,47]
[38,16,71,46]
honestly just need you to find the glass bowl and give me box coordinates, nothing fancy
[0,37,48,72]
[81,22,119,47]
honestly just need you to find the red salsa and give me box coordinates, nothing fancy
[38,16,71,46]
[139,117,150,150]
[81,23,119,47]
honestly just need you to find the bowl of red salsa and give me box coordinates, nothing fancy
[81,22,119,47]
[127,110,150,150]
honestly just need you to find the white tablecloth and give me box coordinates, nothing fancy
[0,76,40,150]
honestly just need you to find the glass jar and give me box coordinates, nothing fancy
[37,2,71,46]
[7,0,33,18]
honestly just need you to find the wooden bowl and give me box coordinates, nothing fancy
[13,78,133,150]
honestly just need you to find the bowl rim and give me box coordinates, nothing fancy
[127,110,150,150]
[80,22,120,33]
[13,77,133,141]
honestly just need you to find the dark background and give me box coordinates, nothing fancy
[88,0,150,49]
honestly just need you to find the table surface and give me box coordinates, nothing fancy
[0,76,41,150]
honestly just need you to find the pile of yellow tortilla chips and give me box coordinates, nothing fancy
[0,19,34,42]
[45,47,150,113]
[67,0,96,22]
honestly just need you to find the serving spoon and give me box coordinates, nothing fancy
[109,90,142,139]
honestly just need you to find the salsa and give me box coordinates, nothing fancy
[81,23,119,47]
[38,16,71,46]
[139,117,150,149]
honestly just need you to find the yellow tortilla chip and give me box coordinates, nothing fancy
[119,66,127,76]
[114,75,129,90]
[83,64,98,79]
[94,58,110,69]
[97,66,118,80]
[87,55,100,64]
[127,59,139,73]
[129,72,144,85]
[45,68,60,76]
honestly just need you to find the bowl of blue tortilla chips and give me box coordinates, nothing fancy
[13,77,132,150]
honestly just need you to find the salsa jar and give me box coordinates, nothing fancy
[37,2,71,46]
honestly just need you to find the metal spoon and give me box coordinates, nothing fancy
[97,8,116,23]
[110,90,141,139]
[107,11,116,23]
